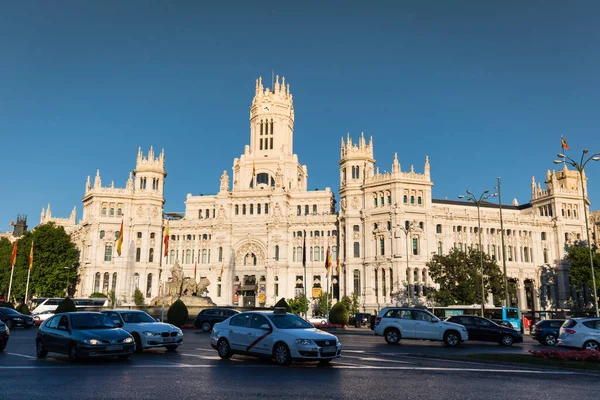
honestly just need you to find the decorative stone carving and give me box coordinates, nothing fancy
[236,241,266,266]
[351,197,359,209]
[136,206,144,217]
[220,170,229,192]
[150,262,215,307]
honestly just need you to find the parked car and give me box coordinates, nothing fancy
[349,313,372,328]
[531,319,565,346]
[445,315,523,346]
[195,308,239,332]
[0,307,35,329]
[558,317,600,351]
[102,310,183,352]
[33,310,55,326]
[36,312,135,361]
[0,320,9,351]
[492,319,514,329]
[210,308,341,366]
[373,307,468,347]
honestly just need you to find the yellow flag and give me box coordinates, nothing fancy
[116,219,124,256]
[29,241,34,271]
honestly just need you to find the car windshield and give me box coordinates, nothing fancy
[268,314,314,329]
[71,314,117,330]
[121,312,156,323]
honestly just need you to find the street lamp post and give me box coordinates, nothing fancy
[554,150,600,318]
[495,177,510,306]
[459,189,497,317]
[397,221,416,306]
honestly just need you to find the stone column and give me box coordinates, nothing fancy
[517,280,527,311]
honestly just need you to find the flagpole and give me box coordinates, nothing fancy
[25,268,31,305]
[7,265,15,304]
[303,231,307,319]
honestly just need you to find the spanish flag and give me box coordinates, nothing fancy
[116,219,124,256]
[163,221,169,257]
[219,264,224,279]
[252,161,256,177]
[561,136,570,150]
[325,246,332,277]
[10,241,17,268]
[29,241,34,271]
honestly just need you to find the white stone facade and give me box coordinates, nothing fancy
[43,76,594,313]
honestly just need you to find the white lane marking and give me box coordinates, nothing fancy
[6,353,37,360]
[0,364,583,375]
[194,348,214,352]
[343,355,410,364]
[343,350,365,353]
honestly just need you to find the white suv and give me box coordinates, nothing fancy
[558,317,600,351]
[374,307,468,347]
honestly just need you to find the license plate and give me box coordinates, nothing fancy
[106,345,123,351]
[321,346,336,353]
[163,337,175,343]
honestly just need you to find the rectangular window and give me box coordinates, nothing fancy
[353,242,360,258]
[412,238,418,255]
[508,246,513,261]
[437,241,443,255]
[104,245,113,262]
[353,269,361,294]
[524,247,530,262]
[297,206,301,216]
[217,284,222,297]
[380,238,385,255]
[374,269,378,299]
[543,248,549,264]
[387,195,391,204]
[275,283,279,297]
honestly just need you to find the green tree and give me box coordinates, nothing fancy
[426,248,504,306]
[566,244,600,291]
[340,293,360,315]
[133,288,145,306]
[89,292,108,298]
[0,223,80,302]
[316,292,332,316]
[288,296,308,315]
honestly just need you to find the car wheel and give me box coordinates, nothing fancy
[583,340,600,351]
[273,342,292,366]
[0,338,7,352]
[217,338,232,359]
[132,333,143,353]
[68,343,79,362]
[201,321,212,333]
[543,334,557,346]
[355,321,360,328]
[443,331,460,347]
[165,345,179,352]
[36,339,48,358]
[501,335,514,346]
[384,328,401,345]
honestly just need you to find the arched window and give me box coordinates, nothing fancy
[169,250,175,264]
[436,224,442,234]
[403,195,407,204]
[218,246,223,262]
[109,208,115,217]
[149,248,154,263]
[134,273,140,289]
[265,203,269,214]
[185,249,191,264]
[115,231,120,239]
[103,272,110,293]
[255,172,274,187]
[305,205,309,215]
[417,197,422,205]
[146,273,153,298]
[419,222,424,229]
[135,248,141,262]
[275,245,280,261]
[293,247,296,262]
[116,208,122,216]
[257,203,261,214]
[297,205,301,216]
[297,247,303,261]
[313,205,317,215]
[99,230,105,239]
[410,196,415,204]
[242,204,247,215]
[101,208,107,217]
[235,205,239,215]
[94,272,101,293]
[111,272,117,293]
[250,204,254,214]
[353,225,360,232]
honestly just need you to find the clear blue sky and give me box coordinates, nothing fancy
[1,1,600,231]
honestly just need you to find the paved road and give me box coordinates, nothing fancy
[1,327,598,400]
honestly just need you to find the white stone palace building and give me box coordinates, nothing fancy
[42,76,595,313]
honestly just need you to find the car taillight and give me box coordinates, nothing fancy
[375,317,381,326]
[565,329,576,334]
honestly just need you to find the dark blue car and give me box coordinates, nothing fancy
[531,319,565,346]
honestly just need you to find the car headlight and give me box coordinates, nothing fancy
[83,339,102,345]
[175,329,183,335]
[143,331,161,337]
[123,337,134,343]
[296,339,315,346]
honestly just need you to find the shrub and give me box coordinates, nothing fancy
[529,349,600,363]
[133,288,145,306]
[89,292,108,298]
[16,304,31,315]
[288,296,308,315]
[167,299,189,327]
[274,298,292,313]
[56,297,77,313]
[329,302,349,326]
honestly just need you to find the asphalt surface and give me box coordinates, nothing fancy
[1,327,599,400]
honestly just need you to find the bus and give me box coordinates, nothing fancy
[31,298,110,314]
[429,305,522,331]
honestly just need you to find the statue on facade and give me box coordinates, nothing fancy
[220,170,229,192]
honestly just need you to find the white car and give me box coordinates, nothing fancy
[558,317,600,351]
[102,310,183,352]
[374,307,468,347]
[210,308,341,366]
[32,310,55,326]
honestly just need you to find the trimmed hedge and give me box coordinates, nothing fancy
[329,302,349,326]
[167,299,189,327]
[89,292,108,298]
[56,297,77,313]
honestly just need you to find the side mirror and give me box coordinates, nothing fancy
[116,322,124,328]
[431,319,440,323]
[259,324,272,331]
[156,317,161,322]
